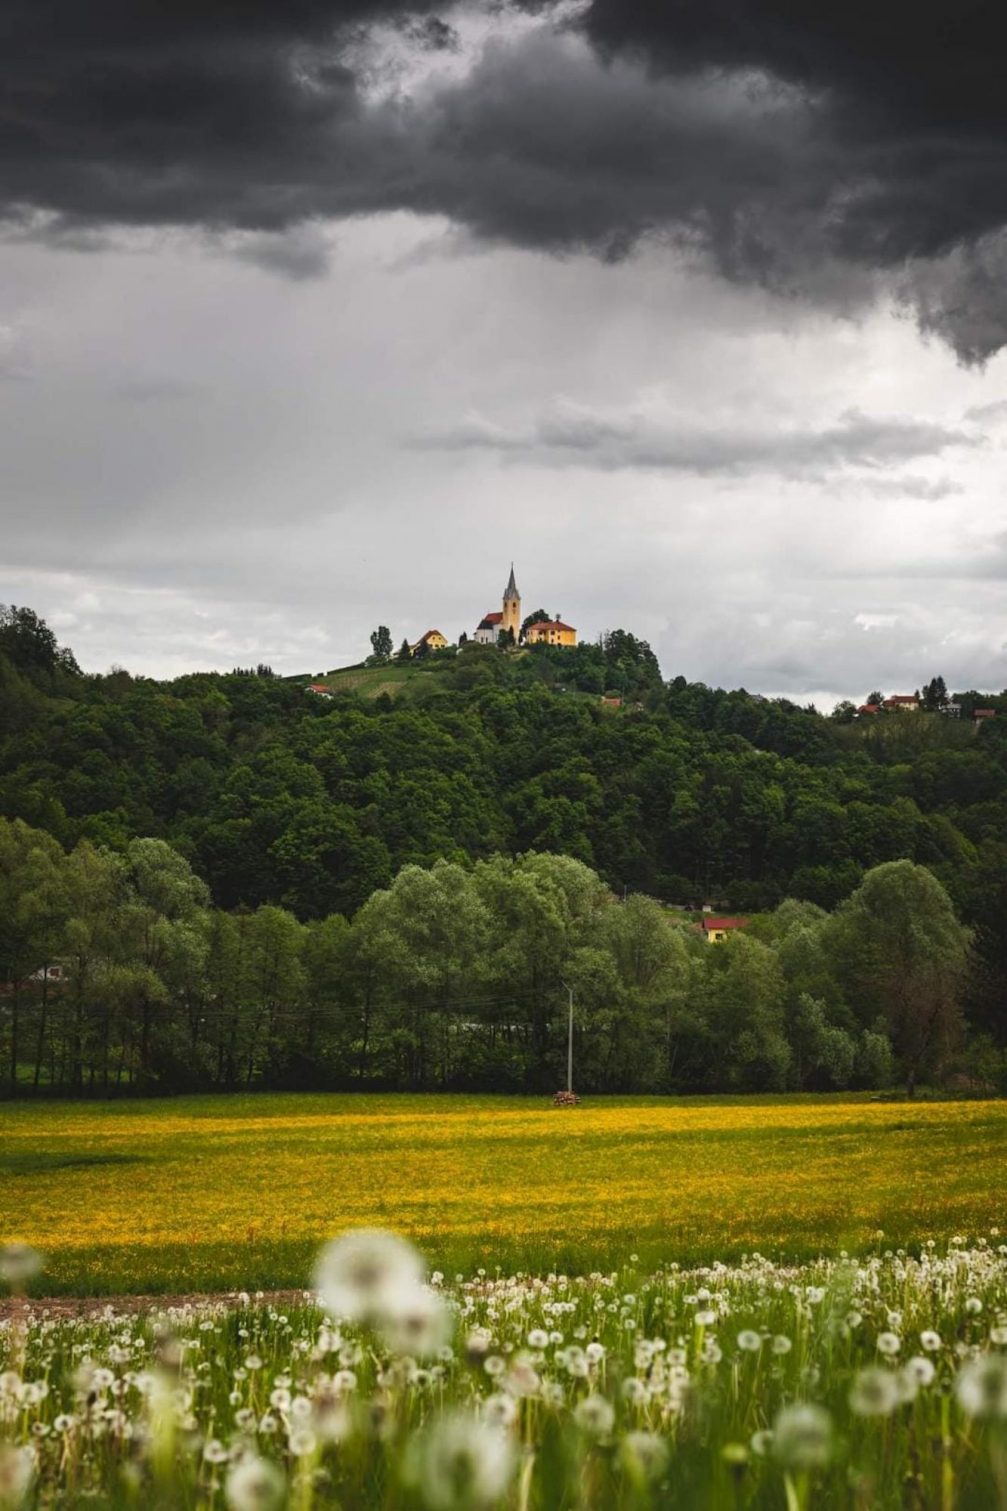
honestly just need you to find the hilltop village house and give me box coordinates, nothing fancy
[474,566,577,647]
[410,629,448,655]
[856,694,997,730]
[526,618,577,647]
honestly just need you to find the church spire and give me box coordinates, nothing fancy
[504,562,519,602]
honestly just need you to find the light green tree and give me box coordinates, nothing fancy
[827,860,970,1095]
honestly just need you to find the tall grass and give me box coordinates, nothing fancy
[3,1232,1007,1509]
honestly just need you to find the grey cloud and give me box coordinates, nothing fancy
[0,324,32,381]
[964,398,1007,424]
[901,233,1007,370]
[228,225,335,280]
[114,376,203,402]
[850,475,963,502]
[413,399,976,480]
[5,3,1007,360]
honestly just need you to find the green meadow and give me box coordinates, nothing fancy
[2,1093,1005,1296]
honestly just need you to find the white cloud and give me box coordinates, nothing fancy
[0,219,1005,704]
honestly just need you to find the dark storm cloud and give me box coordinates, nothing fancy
[573,0,1007,361]
[414,402,976,481]
[0,0,450,230]
[5,0,1007,359]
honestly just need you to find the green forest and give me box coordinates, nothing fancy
[1,603,1005,1097]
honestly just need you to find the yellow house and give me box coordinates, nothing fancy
[526,618,577,647]
[702,916,749,944]
[410,629,448,655]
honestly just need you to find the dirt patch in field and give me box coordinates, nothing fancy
[0,1290,311,1321]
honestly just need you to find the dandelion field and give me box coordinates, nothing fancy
[2,1093,1006,1296]
[3,1232,1007,1510]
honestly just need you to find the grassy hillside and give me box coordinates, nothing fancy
[320,661,441,698]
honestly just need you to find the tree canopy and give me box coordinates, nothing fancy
[0,607,1005,1094]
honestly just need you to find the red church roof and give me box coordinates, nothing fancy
[481,611,503,624]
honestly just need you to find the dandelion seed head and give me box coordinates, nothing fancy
[288,1427,317,1457]
[0,1245,43,1290]
[482,1394,517,1429]
[407,1413,514,1511]
[314,1231,424,1324]
[621,1431,668,1481]
[772,1403,833,1471]
[225,1454,285,1511]
[849,1366,899,1417]
[0,1445,36,1510]
[573,1394,615,1437]
[381,1288,452,1359]
[955,1356,1007,1420]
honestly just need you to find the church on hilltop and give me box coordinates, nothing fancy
[473,565,577,648]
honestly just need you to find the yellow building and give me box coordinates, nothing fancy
[410,629,448,655]
[702,916,749,944]
[525,618,577,647]
[474,567,577,648]
[475,564,522,645]
[501,564,521,643]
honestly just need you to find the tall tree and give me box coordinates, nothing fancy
[827,861,970,1095]
[0,819,65,1092]
[922,675,949,711]
[369,626,393,662]
[520,609,551,642]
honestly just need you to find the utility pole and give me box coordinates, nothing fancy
[561,979,574,1094]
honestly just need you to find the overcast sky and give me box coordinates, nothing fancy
[2,0,1006,707]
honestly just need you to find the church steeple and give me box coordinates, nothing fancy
[501,562,521,643]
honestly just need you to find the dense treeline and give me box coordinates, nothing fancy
[1,603,1006,1092]
[0,820,985,1097]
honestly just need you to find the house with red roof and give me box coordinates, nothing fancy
[473,610,503,645]
[409,629,448,655]
[882,694,920,711]
[473,565,578,647]
[702,916,749,944]
[526,618,577,647]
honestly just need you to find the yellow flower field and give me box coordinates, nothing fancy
[2,1093,1005,1294]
